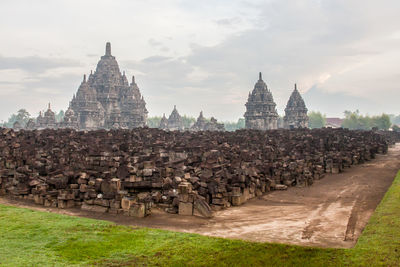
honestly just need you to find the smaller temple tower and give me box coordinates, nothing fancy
[167,105,184,131]
[244,72,278,130]
[61,107,79,129]
[283,84,309,129]
[37,103,57,129]
[159,114,168,130]
[191,111,225,131]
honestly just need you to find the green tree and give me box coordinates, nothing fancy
[147,116,162,128]
[181,115,196,129]
[371,114,391,130]
[223,118,245,131]
[390,114,400,125]
[308,111,326,129]
[342,111,391,130]
[55,110,65,122]
[3,109,31,128]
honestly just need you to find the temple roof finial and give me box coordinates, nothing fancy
[259,72,262,80]
[83,74,86,82]
[48,102,51,110]
[132,75,135,84]
[105,42,111,56]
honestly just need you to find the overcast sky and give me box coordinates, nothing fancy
[0,0,399,122]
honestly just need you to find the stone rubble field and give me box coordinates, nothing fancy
[0,127,399,219]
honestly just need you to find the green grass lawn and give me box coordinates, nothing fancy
[1,171,399,266]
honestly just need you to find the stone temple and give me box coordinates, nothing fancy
[165,105,184,131]
[283,84,309,129]
[190,111,225,131]
[244,72,279,130]
[68,42,148,130]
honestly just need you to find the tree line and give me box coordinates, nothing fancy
[1,109,64,128]
[2,108,399,131]
[309,110,396,130]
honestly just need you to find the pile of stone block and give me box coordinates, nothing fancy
[0,127,397,218]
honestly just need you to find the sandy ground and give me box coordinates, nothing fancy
[1,144,399,248]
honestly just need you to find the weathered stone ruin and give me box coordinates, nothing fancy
[162,105,184,131]
[244,73,279,130]
[69,43,148,130]
[60,107,79,129]
[14,43,148,131]
[283,84,309,129]
[159,114,168,130]
[190,111,225,131]
[36,103,57,129]
[1,127,398,218]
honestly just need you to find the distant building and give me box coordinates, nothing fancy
[283,84,309,129]
[165,105,184,131]
[60,107,79,129]
[190,111,225,131]
[68,42,148,130]
[244,72,278,130]
[159,113,168,130]
[326,118,343,128]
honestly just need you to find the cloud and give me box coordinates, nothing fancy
[215,17,242,27]
[148,38,163,47]
[1,0,400,122]
[0,55,81,73]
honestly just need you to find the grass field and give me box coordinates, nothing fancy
[0,171,399,266]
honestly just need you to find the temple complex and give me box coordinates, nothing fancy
[165,105,184,131]
[37,103,57,129]
[68,42,147,130]
[283,84,309,129]
[60,107,79,129]
[244,72,279,130]
[159,114,168,130]
[190,111,225,131]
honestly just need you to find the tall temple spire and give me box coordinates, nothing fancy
[83,74,86,82]
[105,42,111,56]
[259,72,262,80]
[132,75,135,84]
[294,83,297,91]
[48,102,51,110]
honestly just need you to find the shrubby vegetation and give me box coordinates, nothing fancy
[2,109,31,128]
[223,118,245,131]
[1,108,65,127]
[389,114,400,125]
[308,111,326,129]
[147,116,162,128]
[342,110,391,130]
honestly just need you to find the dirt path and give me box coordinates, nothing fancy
[1,144,399,248]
